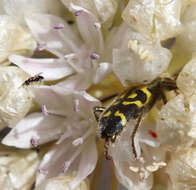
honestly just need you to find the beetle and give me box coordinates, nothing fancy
[94,77,177,159]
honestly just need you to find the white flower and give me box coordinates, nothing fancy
[122,0,184,41]
[177,1,196,54]
[109,119,165,190]
[2,0,66,25]
[7,5,112,91]
[166,148,196,190]
[35,175,89,190]
[2,85,99,189]
[177,54,196,97]
[0,15,36,64]
[0,145,40,190]
[156,94,195,151]
[61,0,118,24]
[156,54,196,151]
[112,23,172,85]
[0,66,33,128]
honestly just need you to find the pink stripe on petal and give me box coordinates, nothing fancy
[74,99,80,112]
[42,104,49,116]
[62,161,71,172]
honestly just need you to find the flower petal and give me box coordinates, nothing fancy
[57,72,94,91]
[35,176,89,190]
[113,37,172,85]
[3,0,65,25]
[0,66,32,127]
[2,112,66,148]
[69,137,97,189]
[36,139,80,186]
[93,62,112,84]
[33,85,99,119]
[0,146,40,190]
[25,13,82,56]
[9,54,74,81]
[93,0,118,23]
[71,4,104,54]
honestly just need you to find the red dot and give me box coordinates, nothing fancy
[148,130,158,138]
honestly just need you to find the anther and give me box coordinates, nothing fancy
[54,23,64,30]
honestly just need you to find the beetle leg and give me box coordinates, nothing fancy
[93,106,105,121]
[131,113,143,158]
[104,142,112,160]
[160,91,167,105]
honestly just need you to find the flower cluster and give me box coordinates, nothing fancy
[0,0,196,190]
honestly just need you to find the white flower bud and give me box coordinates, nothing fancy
[0,15,36,64]
[35,176,89,190]
[0,145,40,190]
[0,66,33,127]
[166,148,196,190]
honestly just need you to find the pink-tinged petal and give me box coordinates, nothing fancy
[36,139,82,186]
[93,62,112,84]
[33,85,99,118]
[2,112,65,148]
[71,4,104,54]
[69,137,97,189]
[3,0,65,25]
[57,69,94,91]
[9,55,74,81]
[33,86,74,117]
[25,13,82,56]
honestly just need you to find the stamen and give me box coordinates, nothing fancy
[74,99,80,112]
[74,10,83,16]
[148,130,158,138]
[62,145,83,173]
[72,137,83,146]
[72,127,93,146]
[90,53,100,60]
[62,161,71,172]
[56,126,72,144]
[42,104,49,116]
[30,138,39,148]
[54,23,64,30]
[38,168,48,175]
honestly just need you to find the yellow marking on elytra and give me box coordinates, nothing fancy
[122,100,143,108]
[113,102,119,105]
[103,111,112,117]
[119,93,126,99]
[140,87,152,104]
[128,93,137,99]
[114,111,127,126]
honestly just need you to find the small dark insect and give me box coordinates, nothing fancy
[94,77,177,159]
[22,73,44,86]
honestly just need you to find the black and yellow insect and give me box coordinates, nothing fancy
[94,77,177,159]
[22,73,44,86]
